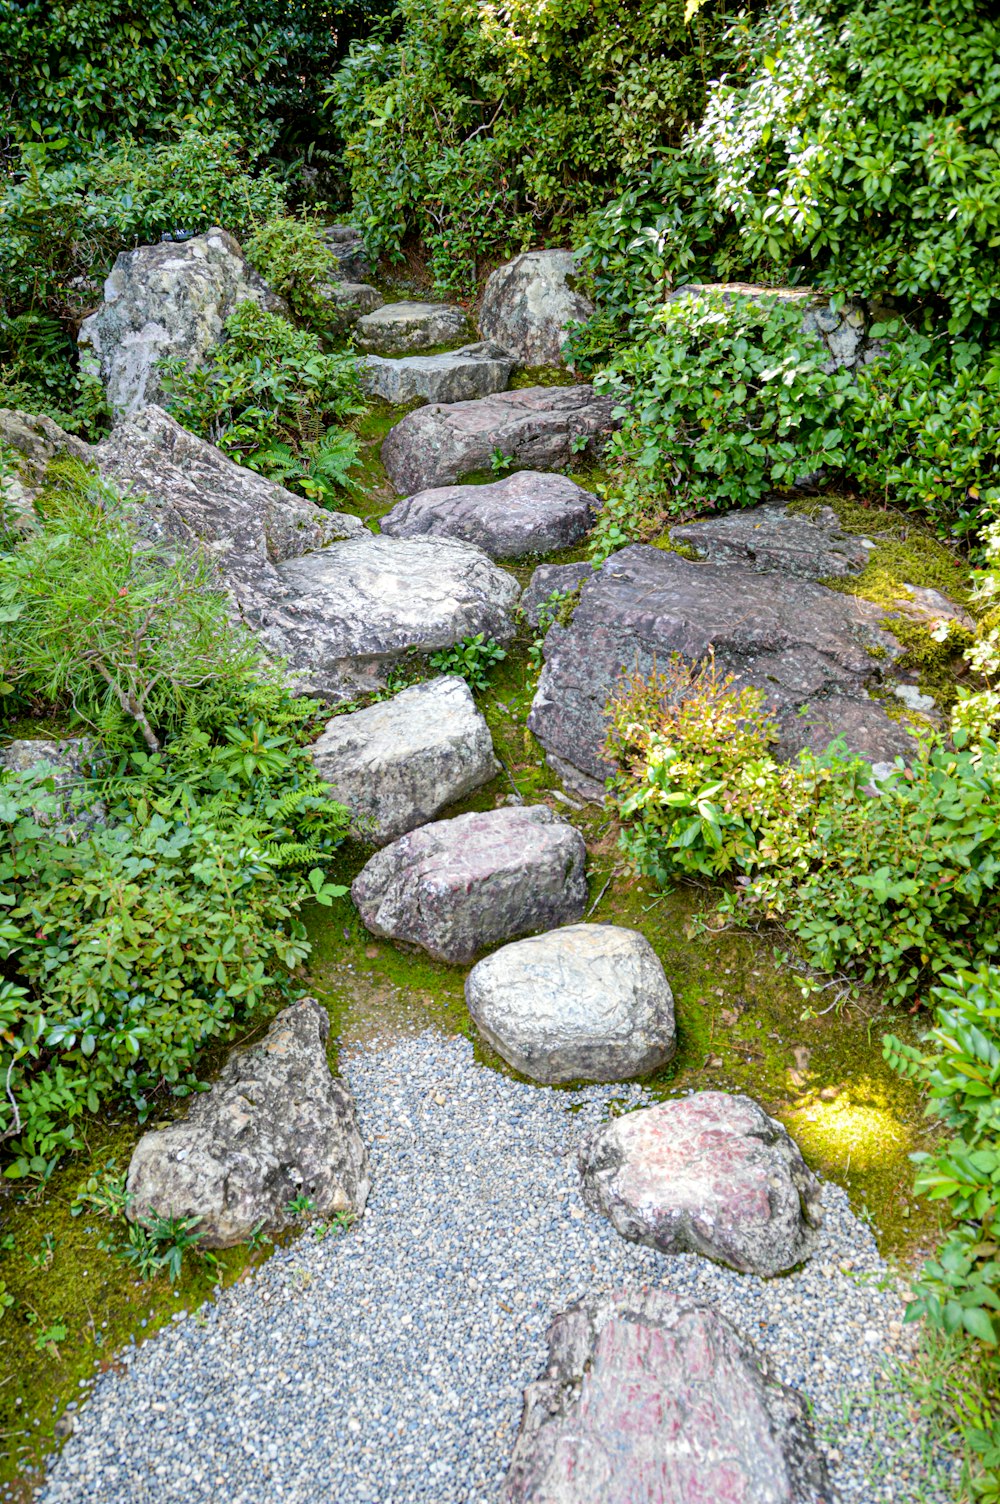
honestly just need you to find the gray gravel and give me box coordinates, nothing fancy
[39,1031,956,1503]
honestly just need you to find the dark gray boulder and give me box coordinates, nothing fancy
[502,1289,833,1504]
[671,502,873,580]
[520,562,593,625]
[479,250,593,366]
[321,225,372,283]
[380,471,597,559]
[359,342,514,406]
[354,300,469,355]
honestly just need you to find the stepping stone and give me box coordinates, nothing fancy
[502,1289,831,1504]
[354,300,469,355]
[275,534,520,702]
[309,675,499,845]
[465,923,675,1082]
[351,806,588,964]
[578,1092,823,1276]
[126,998,370,1248]
[672,501,873,580]
[317,280,384,335]
[381,384,616,494]
[380,471,596,559]
[359,341,514,405]
[520,561,592,624]
[527,542,914,799]
[480,249,593,367]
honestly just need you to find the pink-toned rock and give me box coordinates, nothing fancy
[502,1289,833,1504]
[579,1093,822,1276]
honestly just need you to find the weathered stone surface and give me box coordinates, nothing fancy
[579,1092,823,1276]
[0,408,91,520]
[308,675,499,845]
[668,282,880,372]
[359,342,514,406]
[381,385,617,495]
[78,228,283,418]
[0,736,103,828]
[316,281,384,335]
[521,562,592,625]
[351,806,588,964]
[126,998,370,1248]
[380,471,597,559]
[321,225,372,283]
[480,251,593,367]
[502,1289,832,1504]
[671,502,872,580]
[527,543,913,797]
[465,924,675,1083]
[354,300,469,355]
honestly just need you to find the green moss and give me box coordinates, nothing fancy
[791,495,973,607]
[508,366,579,390]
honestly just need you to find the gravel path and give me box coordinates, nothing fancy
[40,1032,955,1503]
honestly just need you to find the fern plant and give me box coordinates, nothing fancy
[249,426,361,506]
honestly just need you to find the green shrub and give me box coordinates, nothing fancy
[428,635,507,693]
[244,216,338,326]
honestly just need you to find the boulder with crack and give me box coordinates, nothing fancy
[479,250,594,367]
[359,342,514,406]
[380,471,597,559]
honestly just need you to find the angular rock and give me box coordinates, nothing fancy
[668,282,879,372]
[308,675,499,845]
[502,1289,832,1504]
[579,1092,823,1276]
[465,924,675,1083]
[78,228,283,418]
[351,806,588,965]
[316,281,384,336]
[321,224,373,283]
[359,342,514,406]
[354,300,469,355]
[671,502,872,581]
[527,543,914,798]
[381,385,616,495]
[520,562,592,626]
[126,997,370,1248]
[380,471,597,560]
[0,408,92,521]
[480,250,593,367]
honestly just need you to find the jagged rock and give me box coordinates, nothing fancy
[351,806,588,964]
[579,1092,823,1276]
[78,228,284,418]
[0,408,91,520]
[359,342,514,406]
[502,1289,833,1504]
[671,502,873,580]
[381,385,617,495]
[317,281,384,335]
[380,471,597,560]
[126,997,370,1249]
[308,676,499,845]
[527,543,914,799]
[479,250,593,367]
[465,924,675,1083]
[668,282,882,372]
[354,300,469,355]
[520,562,592,625]
[321,225,372,283]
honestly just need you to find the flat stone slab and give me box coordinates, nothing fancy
[579,1092,823,1276]
[479,250,593,366]
[381,385,616,494]
[126,998,370,1248]
[380,471,597,559]
[502,1289,832,1504]
[309,675,499,845]
[672,502,873,580]
[351,806,588,964]
[354,300,469,355]
[359,341,514,405]
[527,542,914,797]
[465,923,675,1083]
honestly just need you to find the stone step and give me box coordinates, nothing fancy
[380,470,596,560]
[359,341,513,405]
[354,299,470,355]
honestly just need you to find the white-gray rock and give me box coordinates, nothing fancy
[359,342,514,406]
[78,228,283,418]
[354,301,469,355]
[309,676,499,845]
[0,408,91,521]
[479,251,593,367]
[351,805,588,964]
[126,997,370,1249]
[380,471,596,559]
[465,924,676,1083]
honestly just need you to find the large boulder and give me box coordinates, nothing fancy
[354,300,469,355]
[502,1290,832,1504]
[380,471,597,560]
[351,806,588,964]
[381,385,617,495]
[671,502,873,580]
[527,542,913,799]
[78,228,283,418]
[126,998,370,1249]
[668,282,882,372]
[579,1093,823,1276]
[358,342,514,406]
[308,676,499,845]
[480,251,593,367]
[465,924,675,1083]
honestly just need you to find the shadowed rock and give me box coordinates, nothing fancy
[479,250,594,366]
[380,471,596,559]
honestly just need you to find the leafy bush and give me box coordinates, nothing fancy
[0,313,110,438]
[244,216,338,326]
[428,635,507,692]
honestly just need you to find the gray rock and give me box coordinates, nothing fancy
[316,281,384,335]
[380,471,597,559]
[520,562,593,625]
[668,282,880,373]
[0,736,103,828]
[358,342,514,406]
[78,228,284,418]
[308,676,499,845]
[126,997,370,1249]
[465,923,675,1083]
[479,251,593,367]
[0,408,91,521]
[351,805,588,964]
[321,225,372,283]
[502,1289,832,1504]
[381,385,617,495]
[672,502,872,580]
[527,543,914,797]
[578,1092,823,1276]
[354,301,469,355]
